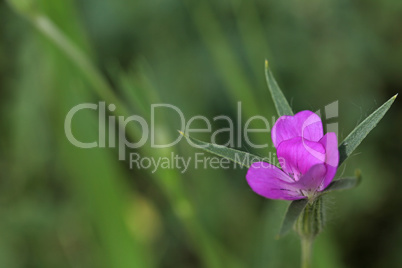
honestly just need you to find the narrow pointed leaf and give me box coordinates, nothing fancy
[339,94,397,166]
[324,170,362,193]
[179,131,261,168]
[277,199,309,238]
[265,60,293,117]
[323,177,360,193]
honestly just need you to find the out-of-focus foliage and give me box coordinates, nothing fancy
[0,0,401,267]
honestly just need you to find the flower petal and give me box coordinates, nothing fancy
[272,110,323,147]
[318,132,339,190]
[246,162,305,200]
[293,164,327,192]
[277,137,326,180]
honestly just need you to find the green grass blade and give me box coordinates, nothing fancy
[339,94,397,166]
[277,199,309,238]
[265,60,293,117]
[180,131,262,168]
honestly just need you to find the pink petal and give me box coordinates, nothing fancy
[293,164,327,192]
[318,132,339,190]
[277,137,326,180]
[272,110,323,147]
[246,162,305,200]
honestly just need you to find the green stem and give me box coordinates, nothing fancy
[301,238,313,268]
[294,197,325,268]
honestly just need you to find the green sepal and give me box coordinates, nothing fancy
[294,197,325,240]
[277,199,309,238]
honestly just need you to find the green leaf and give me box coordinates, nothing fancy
[265,60,293,117]
[323,170,362,193]
[277,199,309,238]
[339,94,397,166]
[179,131,261,168]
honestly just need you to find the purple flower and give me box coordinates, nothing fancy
[246,111,339,200]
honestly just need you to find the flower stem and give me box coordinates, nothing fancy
[301,237,313,268]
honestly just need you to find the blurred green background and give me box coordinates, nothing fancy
[1,0,401,267]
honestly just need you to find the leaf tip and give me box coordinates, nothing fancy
[392,93,398,100]
[178,130,185,136]
[265,59,269,69]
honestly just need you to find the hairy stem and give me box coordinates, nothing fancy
[301,237,313,268]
